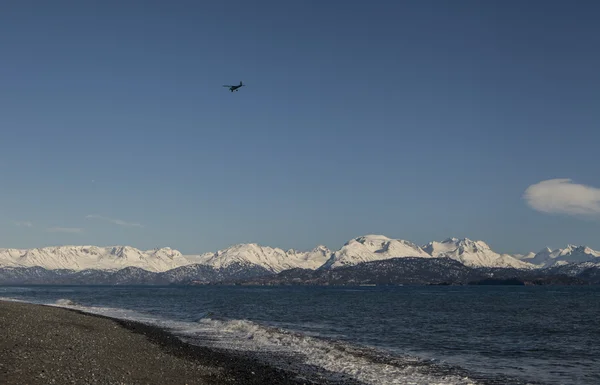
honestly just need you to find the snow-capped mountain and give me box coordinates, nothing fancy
[0,243,331,274]
[1,236,598,276]
[191,243,332,273]
[287,245,332,270]
[526,245,600,268]
[513,252,536,261]
[0,246,192,272]
[321,235,432,269]
[244,257,487,286]
[2,235,600,286]
[422,238,534,269]
[0,249,26,267]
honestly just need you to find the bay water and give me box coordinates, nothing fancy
[1,285,598,385]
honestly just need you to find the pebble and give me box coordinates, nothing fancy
[0,300,353,385]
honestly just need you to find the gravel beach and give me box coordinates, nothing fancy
[0,300,347,385]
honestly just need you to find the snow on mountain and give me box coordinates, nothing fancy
[1,236,598,274]
[0,243,331,274]
[196,243,332,273]
[0,249,27,267]
[321,235,432,269]
[512,252,536,260]
[181,252,216,265]
[527,245,600,268]
[422,238,534,269]
[0,246,192,272]
[287,245,332,270]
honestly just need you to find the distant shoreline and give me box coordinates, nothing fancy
[0,300,344,385]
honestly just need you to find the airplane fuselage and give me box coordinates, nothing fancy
[225,81,244,92]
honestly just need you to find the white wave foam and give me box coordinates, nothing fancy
[48,301,168,326]
[54,298,80,307]
[174,318,478,385]
[0,296,28,303]
[0,287,34,293]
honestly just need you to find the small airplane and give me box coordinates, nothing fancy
[223,81,245,92]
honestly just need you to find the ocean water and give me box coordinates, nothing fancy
[1,285,598,385]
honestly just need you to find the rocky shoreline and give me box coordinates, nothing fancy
[0,300,353,385]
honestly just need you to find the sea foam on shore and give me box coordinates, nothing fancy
[0,300,337,385]
[1,297,487,385]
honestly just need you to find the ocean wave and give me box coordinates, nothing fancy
[41,299,481,384]
[7,298,535,384]
[174,318,481,385]
[0,287,34,293]
[54,298,80,307]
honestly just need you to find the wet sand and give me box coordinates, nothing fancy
[0,300,345,385]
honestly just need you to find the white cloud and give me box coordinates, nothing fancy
[86,214,143,228]
[524,179,600,217]
[46,227,84,234]
[15,221,33,228]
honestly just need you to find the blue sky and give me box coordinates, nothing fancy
[1,0,599,254]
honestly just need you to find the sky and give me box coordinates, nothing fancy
[1,0,599,255]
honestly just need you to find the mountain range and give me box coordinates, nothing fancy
[1,235,599,285]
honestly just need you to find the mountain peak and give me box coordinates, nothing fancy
[4,245,192,272]
[355,234,392,242]
[529,244,600,267]
[423,238,531,269]
[442,237,460,244]
[323,235,431,269]
[1,236,597,273]
[198,242,329,273]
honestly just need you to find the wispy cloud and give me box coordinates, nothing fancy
[523,179,600,217]
[86,214,143,228]
[15,221,33,228]
[46,227,84,234]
